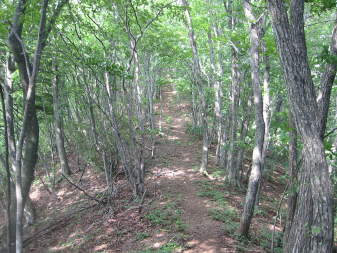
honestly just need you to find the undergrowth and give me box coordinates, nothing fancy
[145,194,186,232]
[197,176,283,252]
[185,123,203,139]
[142,194,187,252]
[138,241,183,253]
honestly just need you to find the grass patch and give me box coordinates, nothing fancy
[198,180,227,204]
[210,207,239,235]
[135,232,150,241]
[138,241,183,253]
[210,207,238,222]
[145,196,186,232]
[250,227,283,253]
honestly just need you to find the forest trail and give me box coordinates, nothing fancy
[150,85,234,252]
[20,84,270,253]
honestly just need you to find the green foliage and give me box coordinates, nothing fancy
[185,123,203,138]
[146,208,169,226]
[318,45,337,64]
[35,92,54,116]
[305,0,336,14]
[145,197,186,232]
[250,226,283,252]
[139,241,183,253]
[156,242,182,253]
[197,180,227,203]
[210,207,238,223]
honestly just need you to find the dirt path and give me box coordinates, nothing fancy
[152,86,234,252]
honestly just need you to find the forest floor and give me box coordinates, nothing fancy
[1,85,287,252]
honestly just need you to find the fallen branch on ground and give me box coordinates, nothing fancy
[62,174,102,203]
[23,203,97,246]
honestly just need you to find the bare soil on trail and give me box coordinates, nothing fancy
[150,86,237,252]
[0,85,285,252]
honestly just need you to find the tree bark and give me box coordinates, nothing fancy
[267,0,334,251]
[207,0,224,166]
[182,0,208,174]
[145,53,156,158]
[283,112,298,248]
[317,13,337,138]
[7,0,68,251]
[236,87,253,180]
[255,35,270,206]
[239,0,265,237]
[226,49,240,186]
[2,54,14,253]
[52,61,71,176]
[134,50,145,197]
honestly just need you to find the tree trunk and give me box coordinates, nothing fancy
[134,50,145,197]
[226,49,240,187]
[219,111,231,168]
[182,0,208,174]
[283,113,298,248]
[104,71,134,194]
[2,54,14,253]
[52,61,71,176]
[267,0,334,251]
[24,196,36,226]
[255,37,270,206]
[145,53,156,158]
[7,1,68,251]
[239,0,265,237]
[236,87,253,180]
[207,0,223,166]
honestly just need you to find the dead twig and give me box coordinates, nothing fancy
[62,174,102,203]
[324,127,337,139]
[23,204,97,246]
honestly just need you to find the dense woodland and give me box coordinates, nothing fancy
[1,0,337,252]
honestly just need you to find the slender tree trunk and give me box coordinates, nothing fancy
[207,0,223,164]
[182,0,208,174]
[239,0,265,237]
[104,71,134,193]
[226,49,240,186]
[283,113,298,248]
[52,61,71,175]
[213,24,225,166]
[134,50,145,197]
[219,111,231,168]
[2,54,14,253]
[236,87,253,180]
[191,81,198,127]
[122,76,140,196]
[145,54,156,158]
[159,86,163,132]
[255,38,270,206]
[224,0,241,186]
[207,28,223,167]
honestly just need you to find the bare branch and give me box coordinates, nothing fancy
[324,127,337,139]
[129,0,143,33]
[62,174,102,203]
